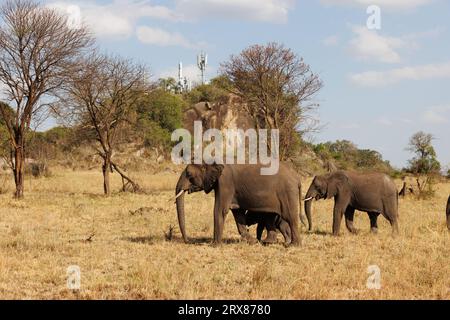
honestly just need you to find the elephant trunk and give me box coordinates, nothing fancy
[447,212,450,231]
[304,187,316,231]
[175,173,188,243]
[298,183,307,227]
[305,199,312,231]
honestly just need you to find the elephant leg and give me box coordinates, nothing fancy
[231,209,256,243]
[213,193,231,245]
[213,208,225,245]
[262,229,278,245]
[256,222,265,241]
[386,215,399,235]
[332,202,346,236]
[278,218,292,244]
[282,196,301,246]
[288,216,300,246]
[344,207,357,234]
[262,216,278,245]
[447,196,450,230]
[381,205,399,235]
[368,212,379,233]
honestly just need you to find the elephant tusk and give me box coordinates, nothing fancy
[303,197,313,202]
[174,190,185,203]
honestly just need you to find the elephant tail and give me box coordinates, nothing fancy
[299,181,307,227]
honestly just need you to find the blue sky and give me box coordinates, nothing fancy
[43,0,450,169]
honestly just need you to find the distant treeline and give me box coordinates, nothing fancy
[1,78,444,180]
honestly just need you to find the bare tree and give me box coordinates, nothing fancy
[0,0,92,198]
[63,53,146,195]
[220,42,323,159]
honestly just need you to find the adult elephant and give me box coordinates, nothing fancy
[446,195,450,230]
[174,163,305,245]
[304,171,399,236]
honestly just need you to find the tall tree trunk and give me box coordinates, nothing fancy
[102,153,111,196]
[13,145,25,199]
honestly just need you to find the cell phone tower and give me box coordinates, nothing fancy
[197,52,208,85]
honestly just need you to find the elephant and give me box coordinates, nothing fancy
[175,163,305,245]
[398,182,407,197]
[243,210,292,244]
[304,171,399,236]
[446,195,450,230]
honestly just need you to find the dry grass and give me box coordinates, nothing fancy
[0,168,448,299]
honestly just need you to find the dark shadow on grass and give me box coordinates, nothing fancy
[307,229,329,236]
[176,236,244,245]
[123,236,155,244]
[122,235,246,245]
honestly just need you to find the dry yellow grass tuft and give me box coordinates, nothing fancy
[0,168,448,299]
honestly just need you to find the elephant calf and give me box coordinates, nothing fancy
[446,195,450,230]
[244,211,292,244]
[304,170,399,236]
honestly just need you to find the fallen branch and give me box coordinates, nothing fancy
[110,161,141,192]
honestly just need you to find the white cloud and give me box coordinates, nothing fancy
[176,0,293,23]
[348,26,409,63]
[320,0,434,11]
[323,35,339,46]
[349,61,450,87]
[137,27,197,48]
[47,1,182,38]
[423,105,450,124]
[348,26,443,64]
[45,0,296,45]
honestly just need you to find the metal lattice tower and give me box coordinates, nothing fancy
[197,52,208,85]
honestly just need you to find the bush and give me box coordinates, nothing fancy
[26,161,51,178]
[415,176,437,200]
[311,140,394,174]
[135,88,184,151]
[183,78,230,105]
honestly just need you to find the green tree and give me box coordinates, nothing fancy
[329,140,357,160]
[183,79,229,105]
[157,77,177,92]
[135,88,185,150]
[312,140,394,173]
[406,131,441,174]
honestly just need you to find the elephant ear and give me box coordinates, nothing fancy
[203,164,224,194]
[326,171,349,199]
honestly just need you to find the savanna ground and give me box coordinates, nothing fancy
[0,168,448,299]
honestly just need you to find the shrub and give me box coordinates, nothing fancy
[26,161,51,178]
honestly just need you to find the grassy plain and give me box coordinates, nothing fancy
[0,168,448,299]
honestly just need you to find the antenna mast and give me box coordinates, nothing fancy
[197,52,208,85]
